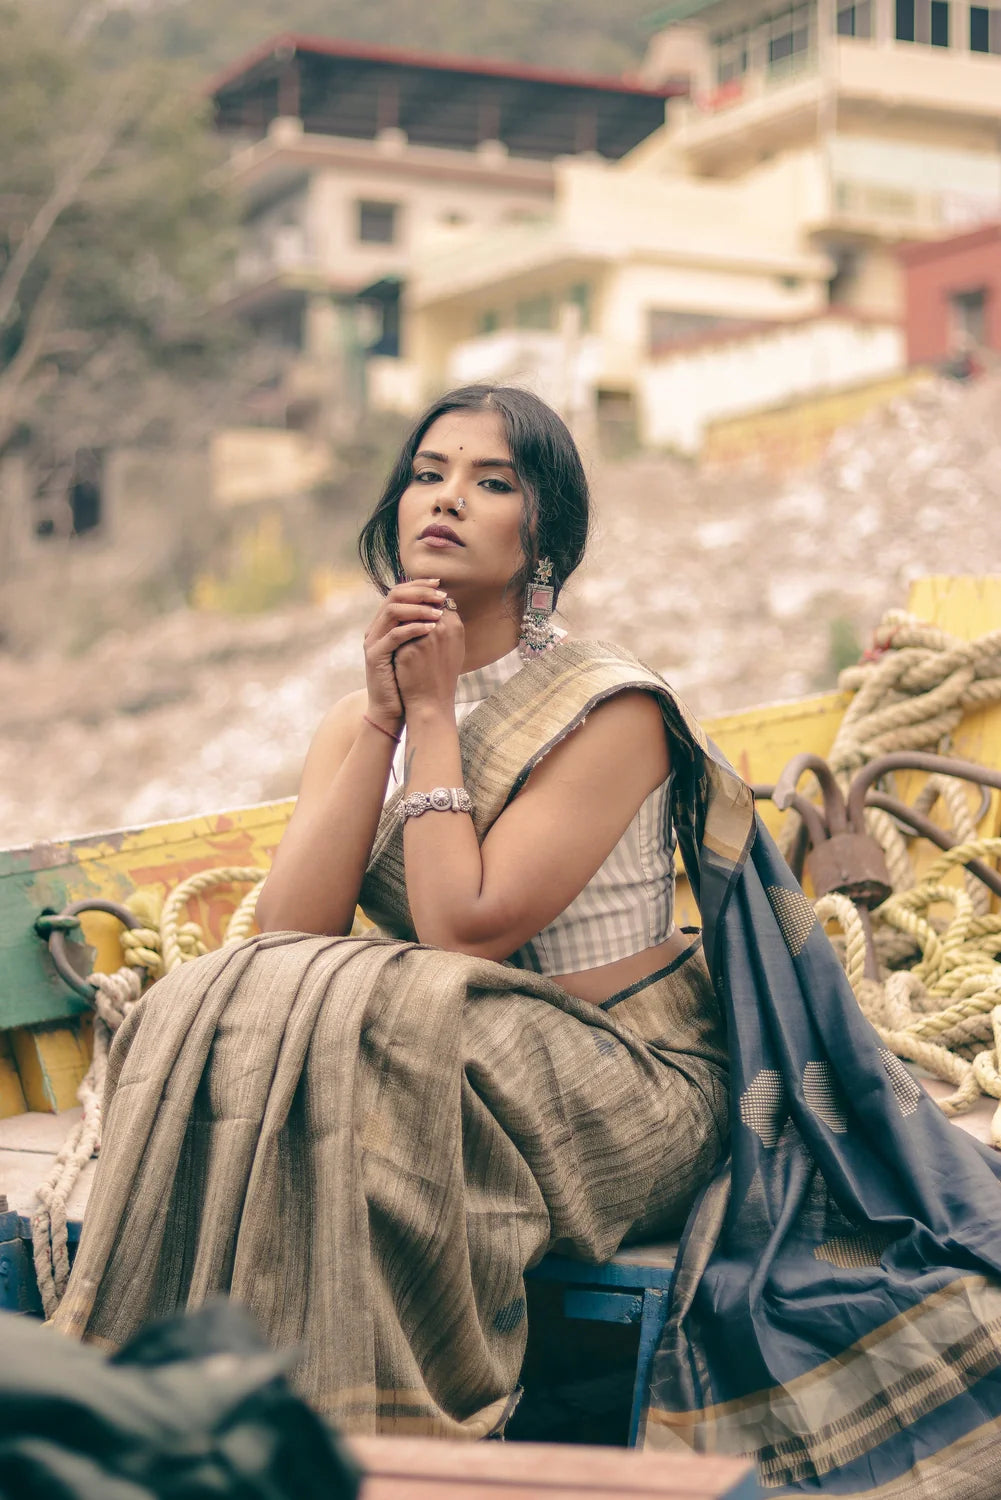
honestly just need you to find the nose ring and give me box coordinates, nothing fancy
[455,497,466,514]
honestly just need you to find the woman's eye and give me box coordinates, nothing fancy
[481,478,513,493]
[413,470,440,484]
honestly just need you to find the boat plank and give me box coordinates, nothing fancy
[351,1436,759,1499]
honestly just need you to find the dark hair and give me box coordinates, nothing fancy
[357,384,590,605]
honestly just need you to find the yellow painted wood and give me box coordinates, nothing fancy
[0,1031,27,1120]
[10,1022,93,1113]
[888,578,1001,844]
[907,575,1001,643]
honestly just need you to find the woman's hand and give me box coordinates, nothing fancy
[394,600,465,716]
[363,579,446,731]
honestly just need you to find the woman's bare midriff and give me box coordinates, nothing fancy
[551,926,695,1006]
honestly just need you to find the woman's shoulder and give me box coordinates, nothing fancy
[529,635,669,697]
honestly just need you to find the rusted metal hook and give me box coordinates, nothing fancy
[865,790,1001,900]
[772,752,849,835]
[35,898,142,1002]
[847,751,1001,836]
[751,781,829,848]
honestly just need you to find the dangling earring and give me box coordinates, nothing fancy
[519,557,559,662]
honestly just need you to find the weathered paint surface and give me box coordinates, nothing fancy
[0,1032,26,1120]
[0,803,294,1036]
[10,1021,94,1114]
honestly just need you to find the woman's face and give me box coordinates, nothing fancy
[396,409,527,602]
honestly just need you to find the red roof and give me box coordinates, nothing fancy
[207,32,684,101]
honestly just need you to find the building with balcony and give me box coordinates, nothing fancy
[209,35,683,430]
[899,219,1001,365]
[644,0,1001,313]
[402,0,1001,452]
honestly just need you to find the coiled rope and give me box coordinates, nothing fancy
[820,844,1001,1144]
[32,867,267,1318]
[798,610,1001,1141]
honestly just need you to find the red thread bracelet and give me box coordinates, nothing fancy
[363,714,402,744]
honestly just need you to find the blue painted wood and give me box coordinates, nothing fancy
[0,1211,43,1316]
[526,1251,675,1291]
[563,1289,644,1324]
[527,1249,679,1448]
[17,1214,81,1244]
[628,1288,671,1446]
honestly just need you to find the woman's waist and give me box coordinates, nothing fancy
[593,932,728,1074]
[548,930,691,1007]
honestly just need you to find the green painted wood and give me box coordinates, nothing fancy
[0,843,95,1030]
[0,803,293,1033]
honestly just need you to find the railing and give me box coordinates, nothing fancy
[234,228,317,286]
[831,177,1001,235]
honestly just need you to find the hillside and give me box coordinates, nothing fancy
[2,372,1000,847]
[86,0,660,79]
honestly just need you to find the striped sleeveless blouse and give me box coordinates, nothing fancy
[388,644,677,976]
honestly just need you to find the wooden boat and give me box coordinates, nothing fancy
[2,574,999,1497]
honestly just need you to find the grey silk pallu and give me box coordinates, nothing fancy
[52,641,729,1437]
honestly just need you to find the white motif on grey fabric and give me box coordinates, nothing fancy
[879,1048,923,1117]
[813,1230,895,1270]
[803,1060,848,1133]
[767,885,817,956]
[739,1069,786,1148]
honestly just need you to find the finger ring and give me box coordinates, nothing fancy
[443,596,458,612]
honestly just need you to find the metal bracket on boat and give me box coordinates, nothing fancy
[772,754,894,910]
[35,898,142,1001]
[759,749,1001,980]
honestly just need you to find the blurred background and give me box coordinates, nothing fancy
[1,0,1000,846]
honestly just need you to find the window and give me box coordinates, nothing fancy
[713,27,750,84]
[646,308,737,353]
[515,295,554,331]
[767,4,813,67]
[950,287,988,345]
[70,452,103,536]
[896,0,950,45]
[357,200,398,245]
[568,282,592,332]
[837,2,873,36]
[971,5,1001,52]
[931,0,950,43]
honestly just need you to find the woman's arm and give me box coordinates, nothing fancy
[256,579,447,935]
[397,619,670,959]
[255,692,397,936]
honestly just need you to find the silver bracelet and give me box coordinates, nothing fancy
[400,786,473,821]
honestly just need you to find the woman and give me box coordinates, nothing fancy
[257,385,696,999]
[55,388,1001,1497]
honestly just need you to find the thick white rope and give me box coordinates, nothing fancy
[31,967,143,1319]
[32,869,269,1318]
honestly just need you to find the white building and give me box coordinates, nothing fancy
[209,34,681,432]
[402,0,1001,452]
